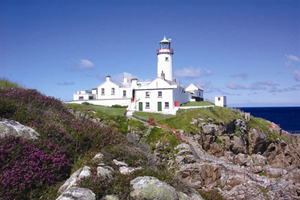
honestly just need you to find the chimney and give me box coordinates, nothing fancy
[132,78,138,87]
[123,76,128,84]
[173,77,176,83]
[161,71,165,80]
[106,74,111,82]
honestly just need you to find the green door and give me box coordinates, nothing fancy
[139,102,143,111]
[158,102,162,111]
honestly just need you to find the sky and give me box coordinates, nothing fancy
[1,0,299,107]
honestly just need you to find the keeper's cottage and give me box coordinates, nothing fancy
[71,36,204,115]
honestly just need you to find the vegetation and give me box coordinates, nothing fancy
[181,101,214,107]
[133,111,174,121]
[198,190,225,200]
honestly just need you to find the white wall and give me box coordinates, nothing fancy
[67,98,131,106]
[157,54,173,81]
[215,96,227,107]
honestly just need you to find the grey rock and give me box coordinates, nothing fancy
[119,166,142,175]
[130,176,179,200]
[178,192,192,200]
[97,166,112,179]
[58,167,82,195]
[56,187,96,200]
[0,119,39,139]
[92,153,104,162]
[78,166,91,180]
[231,136,245,154]
[113,159,128,167]
[234,119,247,133]
[101,195,119,200]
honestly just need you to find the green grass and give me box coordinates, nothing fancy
[90,105,126,116]
[181,101,214,107]
[0,78,24,89]
[133,111,174,122]
[158,106,241,131]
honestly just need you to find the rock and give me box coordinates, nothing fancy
[97,166,112,179]
[92,153,104,162]
[0,119,39,139]
[249,166,263,173]
[202,124,216,135]
[101,195,119,200]
[56,187,96,200]
[263,166,283,177]
[58,168,82,195]
[177,163,221,188]
[78,166,91,180]
[119,166,142,175]
[248,128,268,154]
[234,119,247,133]
[130,176,179,200]
[127,131,141,145]
[231,136,245,154]
[208,118,214,122]
[178,192,192,200]
[190,122,196,125]
[113,159,128,167]
[236,153,246,166]
[175,143,190,151]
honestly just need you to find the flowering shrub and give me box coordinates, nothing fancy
[0,135,72,199]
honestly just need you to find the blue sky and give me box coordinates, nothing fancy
[1,0,299,107]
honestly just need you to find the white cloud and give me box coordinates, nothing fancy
[56,81,75,85]
[230,73,249,80]
[286,54,300,62]
[175,66,201,78]
[285,55,300,67]
[111,72,138,83]
[78,59,94,69]
[68,59,95,71]
[293,70,300,82]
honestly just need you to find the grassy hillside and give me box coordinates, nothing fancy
[0,79,190,199]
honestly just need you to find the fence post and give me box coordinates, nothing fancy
[205,155,206,163]
[232,167,233,176]
[244,169,245,180]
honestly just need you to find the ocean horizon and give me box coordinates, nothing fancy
[239,107,300,133]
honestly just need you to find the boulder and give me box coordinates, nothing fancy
[58,167,82,194]
[0,119,39,139]
[56,187,96,200]
[263,166,283,177]
[231,136,245,154]
[119,166,142,175]
[97,166,113,179]
[78,166,91,180]
[234,119,247,133]
[248,128,268,154]
[130,176,179,200]
[101,195,119,200]
[92,153,104,162]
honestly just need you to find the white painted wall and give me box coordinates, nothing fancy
[215,96,227,107]
[66,98,131,106]
[157,54,173,81]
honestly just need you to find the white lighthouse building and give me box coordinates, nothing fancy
[70,36,204,115]
[157,36,173,81]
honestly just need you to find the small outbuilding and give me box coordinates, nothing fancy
[215,96,227,107]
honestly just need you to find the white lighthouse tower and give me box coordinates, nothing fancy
[157,36,174,81]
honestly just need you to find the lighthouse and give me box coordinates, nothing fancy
[157,36,174,81]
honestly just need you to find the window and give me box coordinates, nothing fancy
[101,88,105,95]
[89,96,93,100]
[123,90,126,97]
[158,91,162,98]
[111,88,115,95]
[165,102,169,108]
[145,91,150,98]
[165,57,169,62]
[218,97,220,101]
[79,96,83,100]
[146,102,150,109]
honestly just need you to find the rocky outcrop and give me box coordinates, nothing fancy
[177,163,221,189]
[56,187,96,200]
[0,118,39,139]
[130,176,179,199]
[248,128,269,154]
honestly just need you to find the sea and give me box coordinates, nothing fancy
[239,107,300,134]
